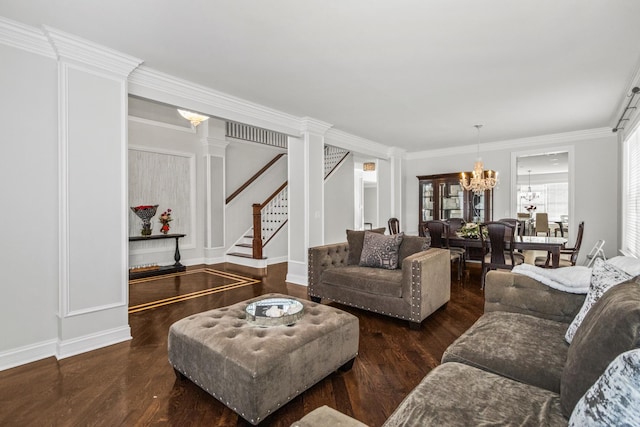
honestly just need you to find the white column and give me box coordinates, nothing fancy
[286,118,332,285]
[389,147,406,225]
[200,118,228,263]
[50,28,142,358]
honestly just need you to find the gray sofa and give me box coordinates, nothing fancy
[307,232,451,329]
[294,269,640,426]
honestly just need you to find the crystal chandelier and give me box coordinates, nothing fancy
[177,109,210,127]
[520,169,538,202]
[459,124,498,194]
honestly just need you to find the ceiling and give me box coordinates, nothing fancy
[3,1,640,152]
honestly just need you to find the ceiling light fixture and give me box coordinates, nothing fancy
[459,124,498,194]
[520,169,538,202]
[178,109,210,127]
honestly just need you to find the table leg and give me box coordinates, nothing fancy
[551,249,560,268]
[173,236,183,267]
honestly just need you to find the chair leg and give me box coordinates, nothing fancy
[481,266,487,290]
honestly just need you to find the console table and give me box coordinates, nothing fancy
[129,233,186,280]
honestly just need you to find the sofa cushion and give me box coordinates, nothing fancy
[565,258,632,343]
[322,266,403,298]
[560,280,640,417]
[397,235,430,266]
[346,228,385,265]
[569,349,640,426]
[359,232,404,269]
[382,362,565,427]
[442,311,569,393]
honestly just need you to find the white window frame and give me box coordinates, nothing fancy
[622,124,640,257]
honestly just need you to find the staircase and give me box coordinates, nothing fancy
[226,144,349,267]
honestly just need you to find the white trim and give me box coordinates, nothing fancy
[407,127,611,160]
[286,260,308,286]
[44,26,142,76]
[300,116,333,135]
[56,326,131,360]
[128,115,195,134]
[66,302,128,317]
[0,339,57,372]
[128,66,301,136]
[0,16,56,58]
[325,128,391,159]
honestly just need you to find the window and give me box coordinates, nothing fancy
[622,126,640,257]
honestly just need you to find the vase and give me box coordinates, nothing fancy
[131,205,159,237]
[160,222,170,234]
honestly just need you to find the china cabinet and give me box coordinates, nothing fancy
[417,173,493,235]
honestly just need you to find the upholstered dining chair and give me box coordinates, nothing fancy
[535,221,585,268]
[388,217,400,235]
[479,221,525,289]
[534,212,550,236]
[447,218,465,236]
[423,220,465,281]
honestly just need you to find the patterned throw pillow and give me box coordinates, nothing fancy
[569,349,640,426]
[346,228,386,265]
[359,231,404,270]
[565,258,632,343]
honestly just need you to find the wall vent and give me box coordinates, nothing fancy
[226,122,288,149]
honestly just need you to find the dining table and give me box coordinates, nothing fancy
[449,235,568,268]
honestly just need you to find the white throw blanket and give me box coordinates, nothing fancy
[511,264,591,294]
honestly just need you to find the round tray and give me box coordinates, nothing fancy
[245,297,304,327]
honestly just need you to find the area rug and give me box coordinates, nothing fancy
[128,268,260,314]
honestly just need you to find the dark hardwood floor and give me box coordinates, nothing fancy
[0,263,485,427]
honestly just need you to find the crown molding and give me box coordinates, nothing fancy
[128,66,302,137]
[406,127,613,160]
[299,117,333,135]
[0,16,55,58]
[325,128,391,159]
[43,26,142,76]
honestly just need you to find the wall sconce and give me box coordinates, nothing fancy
[363,162,376,171]
[178,109,210,127]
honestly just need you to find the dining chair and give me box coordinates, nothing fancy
[388,217,400,235]
[554,214,569,237]
[535,221,584,268]
[479,221,525,289]
[423,220,465,281]
[447,218,465,235]
[534,213,550,236]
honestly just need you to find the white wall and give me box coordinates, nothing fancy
[404,132,618,263]
[0,45,58,357]
[324,155,355,244]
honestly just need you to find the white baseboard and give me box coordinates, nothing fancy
[0,339,57,372]
[56,326,132,360]
[267,255,288,265]
[286,260,308,285]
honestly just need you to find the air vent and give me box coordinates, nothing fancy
[226,122,288,149]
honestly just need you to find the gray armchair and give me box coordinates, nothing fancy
[308,238,450,329]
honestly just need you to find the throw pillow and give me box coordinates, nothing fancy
[346,228,385,265]
[564,258,632,343]
[560,280,640,417]
[397,235,431,267]
[569,349,640,426]
[359,231,404,270]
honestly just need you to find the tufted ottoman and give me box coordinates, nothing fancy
[168,293,359,425]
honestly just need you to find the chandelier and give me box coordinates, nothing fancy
[177,109,210,127]
[459,124,498,194]
[520,169,538,202]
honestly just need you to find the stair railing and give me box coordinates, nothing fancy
[252,182,288,259]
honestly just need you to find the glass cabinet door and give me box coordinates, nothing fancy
[421,181,434,222]
[439,182,464,220]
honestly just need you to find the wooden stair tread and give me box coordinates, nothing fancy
[236,243,252,248]
[227,252,267,260]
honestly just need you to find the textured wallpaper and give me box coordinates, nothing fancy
[128,149,192,241]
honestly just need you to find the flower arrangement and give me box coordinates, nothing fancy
[159,208,173,234]
[457,222,487,239]
[130,204,158,236]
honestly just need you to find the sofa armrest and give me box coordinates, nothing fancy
[402,247,451,322]
[484,270,586,324]
[308,242,349,292]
